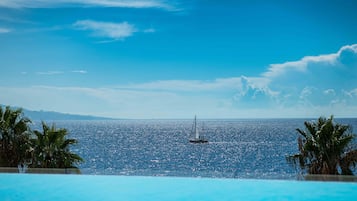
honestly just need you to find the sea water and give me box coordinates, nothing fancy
[32,118,357,179]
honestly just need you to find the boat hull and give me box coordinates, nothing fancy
[189,139,208,143]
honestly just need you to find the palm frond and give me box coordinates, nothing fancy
[288,115,357,176]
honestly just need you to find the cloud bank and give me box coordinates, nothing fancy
[255,44,357,116]
[1,44,357,118]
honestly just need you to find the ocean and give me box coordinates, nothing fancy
[32,118,357,180]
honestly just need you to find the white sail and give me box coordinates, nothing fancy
[194,115,199,139]
[189,115,208,143]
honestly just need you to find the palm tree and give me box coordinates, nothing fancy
[31,121,83,169]
[287,116,357,175]
[0,106,32,167]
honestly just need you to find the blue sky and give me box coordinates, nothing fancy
[0,0,357,119]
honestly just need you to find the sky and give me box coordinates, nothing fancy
[0,0,357,119]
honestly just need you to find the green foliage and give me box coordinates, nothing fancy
[287,116,357,175]
[31,122,83,168]
[0,105,83,170]
[0,106,32,167]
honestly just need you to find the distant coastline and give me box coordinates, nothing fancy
[0,104,116,121]
[24,109,117,121]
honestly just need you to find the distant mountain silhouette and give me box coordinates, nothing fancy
[1,104,116,120]
[23,110,117,121]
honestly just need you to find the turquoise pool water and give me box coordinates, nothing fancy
[1,174,357,201]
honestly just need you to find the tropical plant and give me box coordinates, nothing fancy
[31,121,83,169]
[0,106,32,167]
[287,116,357,175]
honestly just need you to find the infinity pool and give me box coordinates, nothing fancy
[1,174,357,201]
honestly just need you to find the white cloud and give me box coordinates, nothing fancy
[351,89,357,96]
[71,70,87,74]
[36,71,64,75]
[231,76,280,109]
[263,44,357,79]
[299,87,314,99]
[0,27,11,33]
[24,70,87,76]
[344,88,357,98]
[323,89,335,96]
[0,0,174,10]
[263,53,338,78]
[119,78,242,92]
[73,20,136,40]
[338,44,357,65]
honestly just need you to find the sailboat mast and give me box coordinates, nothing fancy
[189,115,208,143]
[194,115,199,139]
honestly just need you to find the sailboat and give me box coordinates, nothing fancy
[189,115,208,143]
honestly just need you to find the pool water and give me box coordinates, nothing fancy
[1,174,357,201]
